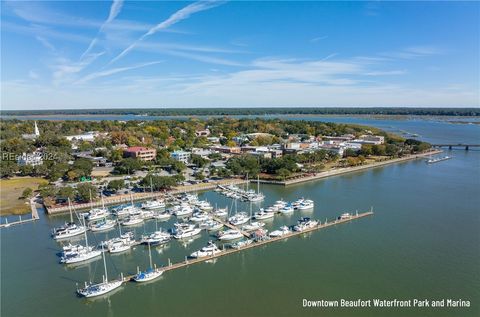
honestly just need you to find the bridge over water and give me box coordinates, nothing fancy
[432,144,480,150]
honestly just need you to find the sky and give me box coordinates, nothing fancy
[1,1,479,110]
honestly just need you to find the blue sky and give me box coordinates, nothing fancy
[1,1,479,110]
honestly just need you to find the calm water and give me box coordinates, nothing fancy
[1,118,479,317]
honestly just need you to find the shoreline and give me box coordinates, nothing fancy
[257,150,443,186]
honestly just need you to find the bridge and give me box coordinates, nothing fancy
[432,144,480,150]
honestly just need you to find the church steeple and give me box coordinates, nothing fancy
[34,121,40,136]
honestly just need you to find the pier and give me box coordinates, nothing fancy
[121,211,374,281]
[0,197,40,229]
[432,144,479,150]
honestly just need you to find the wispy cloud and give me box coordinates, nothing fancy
[380,46,446,59]
[80,0,124,60]
[107,0,226,66]
[310,35,328,43]
[52,52,106,85]
[75,61,162,84]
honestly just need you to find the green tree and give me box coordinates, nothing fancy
[277,168,291,180]
[76,183,98,202]
[21,187,33,199]
[107,179,125,192]
[57,186,75,201]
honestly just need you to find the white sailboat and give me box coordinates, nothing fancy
[132,244,163,282]
[77,247,123,297]
[52,199,86,240]
[61,216,101,264]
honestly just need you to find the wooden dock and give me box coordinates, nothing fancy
[0,197,40,229]
[121,211,373,281]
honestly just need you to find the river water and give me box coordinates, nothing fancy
[1,116,479,317]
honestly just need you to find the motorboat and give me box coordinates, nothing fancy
[228,212,250,226]
[217,229,243,241]
[152,211,171,221]
[89,219,116,232]
[203,220,223,231]
[85,208,110,222]
[269,226,291,237]
[231,239,253,249]
[272,200,287,210]
[172,204,194,217]
[293,217,318,232]
[52,222,87,240]
[61,244,86,257]
[77,249,123,297]
[141,209,155,219]
[108,235,136,253]
[140,230,171,246]
[172,223,202,239]
[253,209,275,220]
[61,246,101,264]
[120,215,144,227]
[338,213,352,220]
[113,205,141,217]
[190,241,222,258]
[132,244,163,282]
[241,221,265,232]
[297,200,314,210]
[278,204,294,214]
[141,200,166,211]
[190,211,211,223]
[99,231,134,249]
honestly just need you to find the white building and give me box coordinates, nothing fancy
[352,135,385,145]
[171,151,191,163]
[22,121,40,140]
[65,131,101,142]
[17,152,43,166]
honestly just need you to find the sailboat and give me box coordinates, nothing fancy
[77,247,123,297]
[132,244,163,282]
[52,199,86,240]
[61,216,101,264]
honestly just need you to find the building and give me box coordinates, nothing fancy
[195,129,211,137]
[65,131,102,142]
[191,148,213,159]
[22,121,40,140]
[171,151,191,163]
[211,146,241,154]
[17,152,43,166]
[124,146,157,161]
[352,135,385,145]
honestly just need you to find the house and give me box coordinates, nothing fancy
[191,148,213,159]
[211,146,241,154]
[171,151,191,163]
[195,129,211,137]
[65,131,102,142]
[17,152,43,166]
[352,135,385,145]
[124,146,157,161]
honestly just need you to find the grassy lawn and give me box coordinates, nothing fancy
[0,177,48,215]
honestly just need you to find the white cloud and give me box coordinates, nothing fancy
[310,35,328,43]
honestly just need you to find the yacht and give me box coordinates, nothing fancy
[228,212,250,226]
[140,230,171,246]
[272,200,287,210]
[108,234,136,253]
[89,219,116,232]
[114,205,141,218]
[293,217,319,232]
[269,226,291,237]
[241,221,265,232]
[202,220,223,231]
[253,209,275,220]
[141,200,165,211]
[172,204,194,217]
[190,241,222,258]
[152,211,171,221]
[100,231,134,249]
[278,204,294,214]
[217,229,243,241]
[297,200,314,210]
[77,249,123,297]
[196,200,213,211]
[172,223,202,239]
[85,208,110,222]
[132,244,163,282]
[190,211,211,223]
[426,155,451,164]
[213,207,228,218]
[61,244,86,257]
[120,215,144,227]
[52,199,86,240]
[61,223,101,264]
[141,209,155,220]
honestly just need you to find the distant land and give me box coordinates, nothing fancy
[1,107,479,117]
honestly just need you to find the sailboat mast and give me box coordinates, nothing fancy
[150,177,153,193]
[148,243,153,269]
[101,194,105,209]
[68,198,73,223]
[257,175,260,194]
[102,247,108,282]
[83,216,88,247]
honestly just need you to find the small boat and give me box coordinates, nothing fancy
[120,215,144,227]
[269,226,291,237]
[85,208,110,222]
[173,204,194,217]
[204,220,223,231]
[189,241,222,258]
[231,239,253,249]
[272,200,287,210]
[61,243,86,257]
[141,209,155,219]
[297,200,314,210]
[241,221,265,232]
[77,248,123,297]
[61,224,101,264]
[196,200,213,211]
[228,212,250,226]
[108,235,135,253]
[89,219,116,232]
[152,211,171,221]
[278,204,294,214]
[293,217,318,232]
[426,155,451,164]
[172,223,202,239]
[190,211,211,223]
[52,199,86,240]
[217,229,243,241]
[338,213,352,220]
[253,209,275,220]
[141,200,165,211]
[132,244,163,282]
[113,205,141,218]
